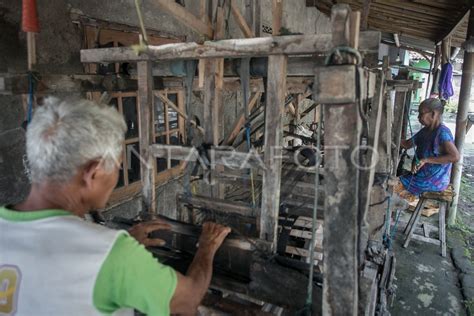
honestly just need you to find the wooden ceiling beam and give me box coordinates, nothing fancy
[369,16,444,31]
[373,0,449,18]
[410,0,467,10]
[369,21,436,41]
[436,9,470,45]
[371,3,450,23]
[317,1,446,24]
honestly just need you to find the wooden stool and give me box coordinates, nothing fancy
[402,188,453,257]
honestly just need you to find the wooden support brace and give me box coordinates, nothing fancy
[155,0,213,38]
[137,61,156,214]
[80,32,381,62]
[231,0,255,38]
[259,54,287,251]
[225,92,262,145]
[155,91,205,134]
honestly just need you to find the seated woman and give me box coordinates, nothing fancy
[397,98,460,199]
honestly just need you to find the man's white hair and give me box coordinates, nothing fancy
[26,97,126,183]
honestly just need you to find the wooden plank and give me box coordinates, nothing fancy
[150,144,266,169]
[259,55,287,251]
[411,233,441,246]
[231,0,255,38]
[349,11,361,49]
[137,61,156,214]
[80,31,381,62]
[285,246,323,261]
[391,90,408,176]
[289,229,323,247]
[323,4,360,316]
[178,194,254,218]
[293,217,324,229]
[214,6,225,40]
[150,214,271,252]
[439,202,447,257]
[225,92,262,145]
[155,0,213,38]
[201,293,273,316]
[313,65,357,104]
[198,59,205,88]
[272,0,283,35]
[210,1,225,195]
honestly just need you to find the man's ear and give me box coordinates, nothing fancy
[81,160,101,188]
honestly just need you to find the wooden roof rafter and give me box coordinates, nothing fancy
[308,0,472,49]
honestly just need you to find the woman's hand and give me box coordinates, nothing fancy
[412,159,427,173]
[128,219,172,247]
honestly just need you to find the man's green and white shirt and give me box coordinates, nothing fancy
[0,206,177,316]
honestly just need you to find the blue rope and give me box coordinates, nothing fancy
[245,122,256,207]
[245,122,251,149]
[388,209,402,250]
[27,72,34,124]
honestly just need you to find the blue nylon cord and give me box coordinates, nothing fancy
[27,72,34,124]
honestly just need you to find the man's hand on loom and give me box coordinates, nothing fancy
[197,222,231,255]
[128,219,172,247]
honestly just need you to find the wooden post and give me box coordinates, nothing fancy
[425,54,434,99]
[449,7,474,225]
[441,38,451,65]
[137,61,156,214]
[27,32,37,70]
[259,54,287,250]
[253,0,261,37]
[323,4,360,315]
[361,0,371,31]
[376,87,392,174]
[203,59,221,146]
[200,0,208,23]
[358,71,385,315]
[430,44,442,96]
[272,0,283,36]
[391,90,408,175]
[358,70,385,256]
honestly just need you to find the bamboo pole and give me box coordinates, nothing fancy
[449,7,474,226]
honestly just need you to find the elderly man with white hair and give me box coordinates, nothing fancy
[0,97,230,315]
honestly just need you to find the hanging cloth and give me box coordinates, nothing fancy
[438,62,454,100]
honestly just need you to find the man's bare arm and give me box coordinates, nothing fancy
[170,222,231,314]
[401,138,414,149]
